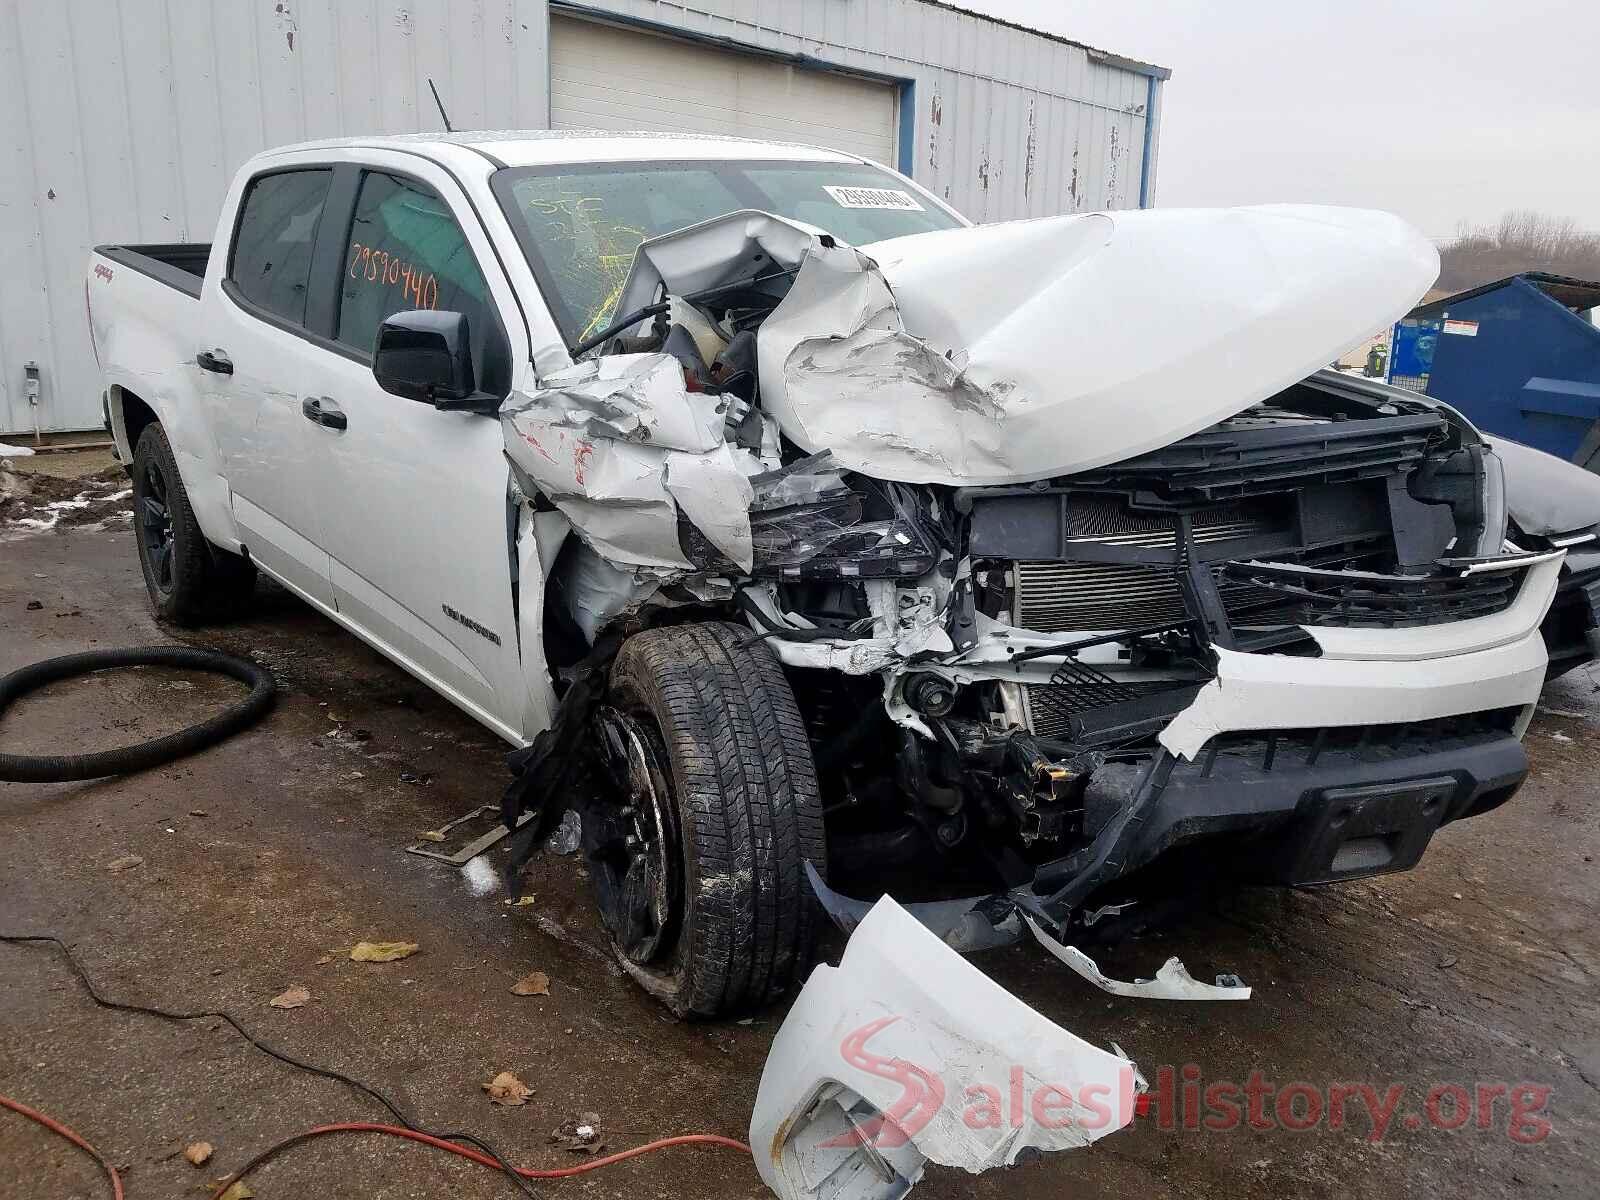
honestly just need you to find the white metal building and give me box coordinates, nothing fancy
[0,0,1167,436]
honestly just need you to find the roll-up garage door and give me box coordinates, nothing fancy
[549,16,900,166]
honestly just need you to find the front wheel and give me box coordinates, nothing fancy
[131,424,255,625]
[592,622,826,1018]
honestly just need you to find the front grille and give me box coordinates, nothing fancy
[1025,674,1194,740]
[1222,560,1523,627]
[1023,692,1522,750]
[1014,561,1270,631]
[1013,498,1289,632]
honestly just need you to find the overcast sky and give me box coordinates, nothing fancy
[961,1,1598,239]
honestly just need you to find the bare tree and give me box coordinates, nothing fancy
[1437,210,1600,292]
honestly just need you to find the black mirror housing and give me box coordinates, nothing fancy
[373,310,497,413]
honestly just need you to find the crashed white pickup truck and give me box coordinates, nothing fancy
[88,132,1596,1022]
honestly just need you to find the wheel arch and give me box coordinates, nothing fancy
[109,384,158,462]
[108,380,242,552]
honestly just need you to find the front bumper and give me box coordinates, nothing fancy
[1113,724,1526,887]
[1018,553,1563,909]
[1158,550,1563,758]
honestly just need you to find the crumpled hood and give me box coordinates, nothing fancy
[755,205,1441,485]
[507,205,1441,580]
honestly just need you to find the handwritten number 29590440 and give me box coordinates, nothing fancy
[348,243,439,310]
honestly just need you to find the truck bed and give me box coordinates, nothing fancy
[94,242,211,299]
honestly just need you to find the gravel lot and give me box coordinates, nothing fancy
[3,454,1598,1199]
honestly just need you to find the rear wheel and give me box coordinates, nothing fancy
[592,622,826,1018]
[131,424,255,625]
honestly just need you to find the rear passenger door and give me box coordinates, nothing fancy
[297,157,529,742]
[201,166,337,608]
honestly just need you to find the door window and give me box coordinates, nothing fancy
[337,172,498,380]
[229,170,334,325]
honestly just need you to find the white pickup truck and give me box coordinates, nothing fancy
[87,131,1600,1018]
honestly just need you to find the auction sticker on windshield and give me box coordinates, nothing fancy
[822,184,925,211]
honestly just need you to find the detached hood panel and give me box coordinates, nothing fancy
[756,205,1440,485]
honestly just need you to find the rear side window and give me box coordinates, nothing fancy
[336,171,496,375]
[229,170,333,325]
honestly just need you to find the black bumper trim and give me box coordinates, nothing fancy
[1126,731,1528,885]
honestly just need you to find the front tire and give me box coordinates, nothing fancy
[131,424,255,625]
[594,622,826,1018]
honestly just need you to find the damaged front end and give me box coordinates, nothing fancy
[502,203,1561,958]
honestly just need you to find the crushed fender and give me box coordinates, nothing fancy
[751,896,1139,1200]
[1025,917,1252,1000]
[502,353,749,570]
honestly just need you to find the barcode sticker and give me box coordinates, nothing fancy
[822,185,925,211]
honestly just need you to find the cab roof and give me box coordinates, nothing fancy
[259,129,870,170]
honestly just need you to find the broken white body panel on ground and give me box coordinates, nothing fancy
[750,896,1140,1200]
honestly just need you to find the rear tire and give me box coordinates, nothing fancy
[131,424,255,625]
[596,622,826,1018]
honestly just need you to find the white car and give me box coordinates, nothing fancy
[88,131,1571,1017]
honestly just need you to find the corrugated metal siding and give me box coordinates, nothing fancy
[0,0,552,434]
[562,0,1159,220]
[0,0,1161,434]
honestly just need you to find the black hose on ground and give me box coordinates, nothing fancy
[0,646,275,782]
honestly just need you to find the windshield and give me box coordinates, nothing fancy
[491,159,964,344]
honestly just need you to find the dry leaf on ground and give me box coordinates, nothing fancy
[503,895,536,907]
[315,953,334,966]
[215,1182,253,1200]
[483,1071,534,1106]
[107,854,143,872]
[510,971,550,997]
[417,830,446,842]
[269,985,310,1009]
[349,941,419,962]
[182,1141,213,1167]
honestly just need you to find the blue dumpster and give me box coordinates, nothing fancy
[1388,273,1600,467]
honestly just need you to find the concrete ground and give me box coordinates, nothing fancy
[2,454,1598,1199]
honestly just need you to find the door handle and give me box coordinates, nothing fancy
[301,396,348,431]
[196,348,233,375]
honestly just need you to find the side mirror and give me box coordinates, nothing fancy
[372,310,499,414]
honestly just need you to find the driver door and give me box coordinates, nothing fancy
[297,160,529,742]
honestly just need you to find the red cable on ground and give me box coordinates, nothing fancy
[208,1124,752,1200]
[4,1089,748,1200]
[1,1093,126,1200]
[4,935,751,1199]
